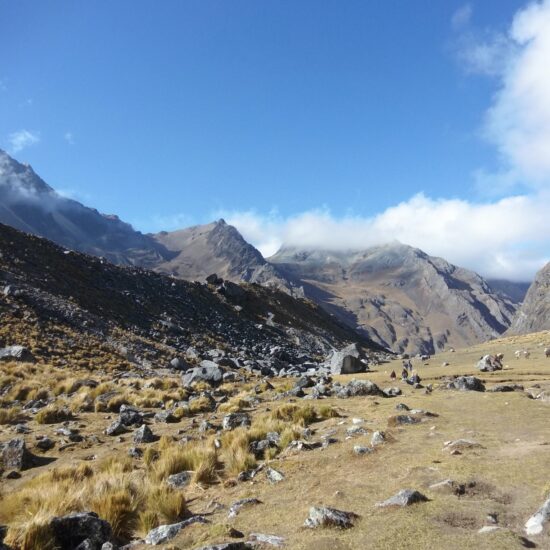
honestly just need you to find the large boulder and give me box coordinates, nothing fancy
[1,438,33,470]
[335,379,384,398]
[182,362,225,388]
[0,345,35,363]
[476,354,503,372]
[49,512,112,550]
[329,344,365,375]
[304,506,358,529]
[446,376,485,392]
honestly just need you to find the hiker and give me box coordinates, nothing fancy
[390,370,396,381]
[401,368,408,380]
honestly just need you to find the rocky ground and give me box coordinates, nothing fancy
[1,330,550,549]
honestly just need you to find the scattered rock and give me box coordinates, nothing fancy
[525,494,550,535]
[36,436,55,451]
[376,489,428,508]
[49,511,112,550]
[354,445,373,455]
[266,467,285,483]
[476,354,503,373]
[228,498,262,518]
[446,376,485,392]
[387,414,422,426]
[335,379,384,398]
[144,516,208,545]
[1,438,33,470]
[166,471,192,489]
[371,431,386,446]
[304,506,358,529]
[222,413,251,431]
[154,410,177,423]
[133,425,155,444]
[0,345,35,363]
[182,363,225,388]
[488,384,524,392]
[105,420,125,436]
[248,533,285,547]
[443,439,484,453]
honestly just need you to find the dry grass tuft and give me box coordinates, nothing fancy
[35,404,74,424]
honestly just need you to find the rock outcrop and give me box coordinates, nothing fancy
[508,262,550,334]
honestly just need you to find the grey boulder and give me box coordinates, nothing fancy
[182,363,225,388]
[144,516,208,545]
[376,489,428,508]
[1,438,33,470]
[304,506,358,528]
[222,413,251,431]
[49,512,112,550]
[0,345,35,363]
[330,344,365,375]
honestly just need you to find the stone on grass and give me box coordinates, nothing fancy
[249,533,285,547]
[182,363,225,388]
[376,489,428,508]
[0,345,35,363]
[525,495,550,535]
[266,467,285,484]
[133,425,155,444]
[144,516,208,545]
[1,438,33,470]
[104,420,125,436]
[371,431,386,446]
[228,498,262,518]
[304,506,358,529]
[446,376,485,392]
[222,413,251,431]
[166,471,192,488]
[354,445,373,455]
[49,512,112,550]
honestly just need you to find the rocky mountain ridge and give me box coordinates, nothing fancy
[507,261,550,335]
[268,244,518,354]
[0,149,172,267]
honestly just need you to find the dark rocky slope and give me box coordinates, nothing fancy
[0,222,385,375]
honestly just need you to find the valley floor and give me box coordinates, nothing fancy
[2,332,550,549]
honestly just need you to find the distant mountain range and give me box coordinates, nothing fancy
[0,148,539,353]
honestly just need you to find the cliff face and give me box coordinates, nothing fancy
[507,262,550,335]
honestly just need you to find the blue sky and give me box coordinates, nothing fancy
[1,0,550,280]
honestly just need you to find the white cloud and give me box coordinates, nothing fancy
[451,4,473,30]
[8,129,40,154]
[64,131,75,145]
[221,193,550,281]
[458,0,550,187]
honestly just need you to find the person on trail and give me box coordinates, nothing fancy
[390,370,396,381]
[401,368,408,380]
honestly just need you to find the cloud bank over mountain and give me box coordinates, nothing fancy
[221,1,550,283]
